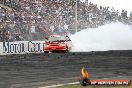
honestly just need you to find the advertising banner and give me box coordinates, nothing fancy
[0,41,44,55]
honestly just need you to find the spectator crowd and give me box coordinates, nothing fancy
[0,0,132,42]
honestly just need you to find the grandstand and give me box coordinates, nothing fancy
[0,0,132,42]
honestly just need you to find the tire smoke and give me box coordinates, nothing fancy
[70,22,132,52]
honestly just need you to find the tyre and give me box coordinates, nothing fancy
[44,51,49,53]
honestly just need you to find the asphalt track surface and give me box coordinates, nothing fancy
[0,50,132,88]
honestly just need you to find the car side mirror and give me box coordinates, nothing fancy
[45,37,49,40]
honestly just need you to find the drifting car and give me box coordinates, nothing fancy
[44,35,72,53]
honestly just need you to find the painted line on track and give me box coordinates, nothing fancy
[38,82,79,88]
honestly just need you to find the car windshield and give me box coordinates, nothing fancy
[48,36,66,41]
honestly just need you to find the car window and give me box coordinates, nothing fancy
[48,36,66,41]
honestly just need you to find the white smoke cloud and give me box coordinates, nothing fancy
[70,22,132,52]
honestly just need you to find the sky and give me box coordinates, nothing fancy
[81,0,132,15]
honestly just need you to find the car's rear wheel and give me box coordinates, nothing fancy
[44,51,49,53]
[51,50,68,53]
